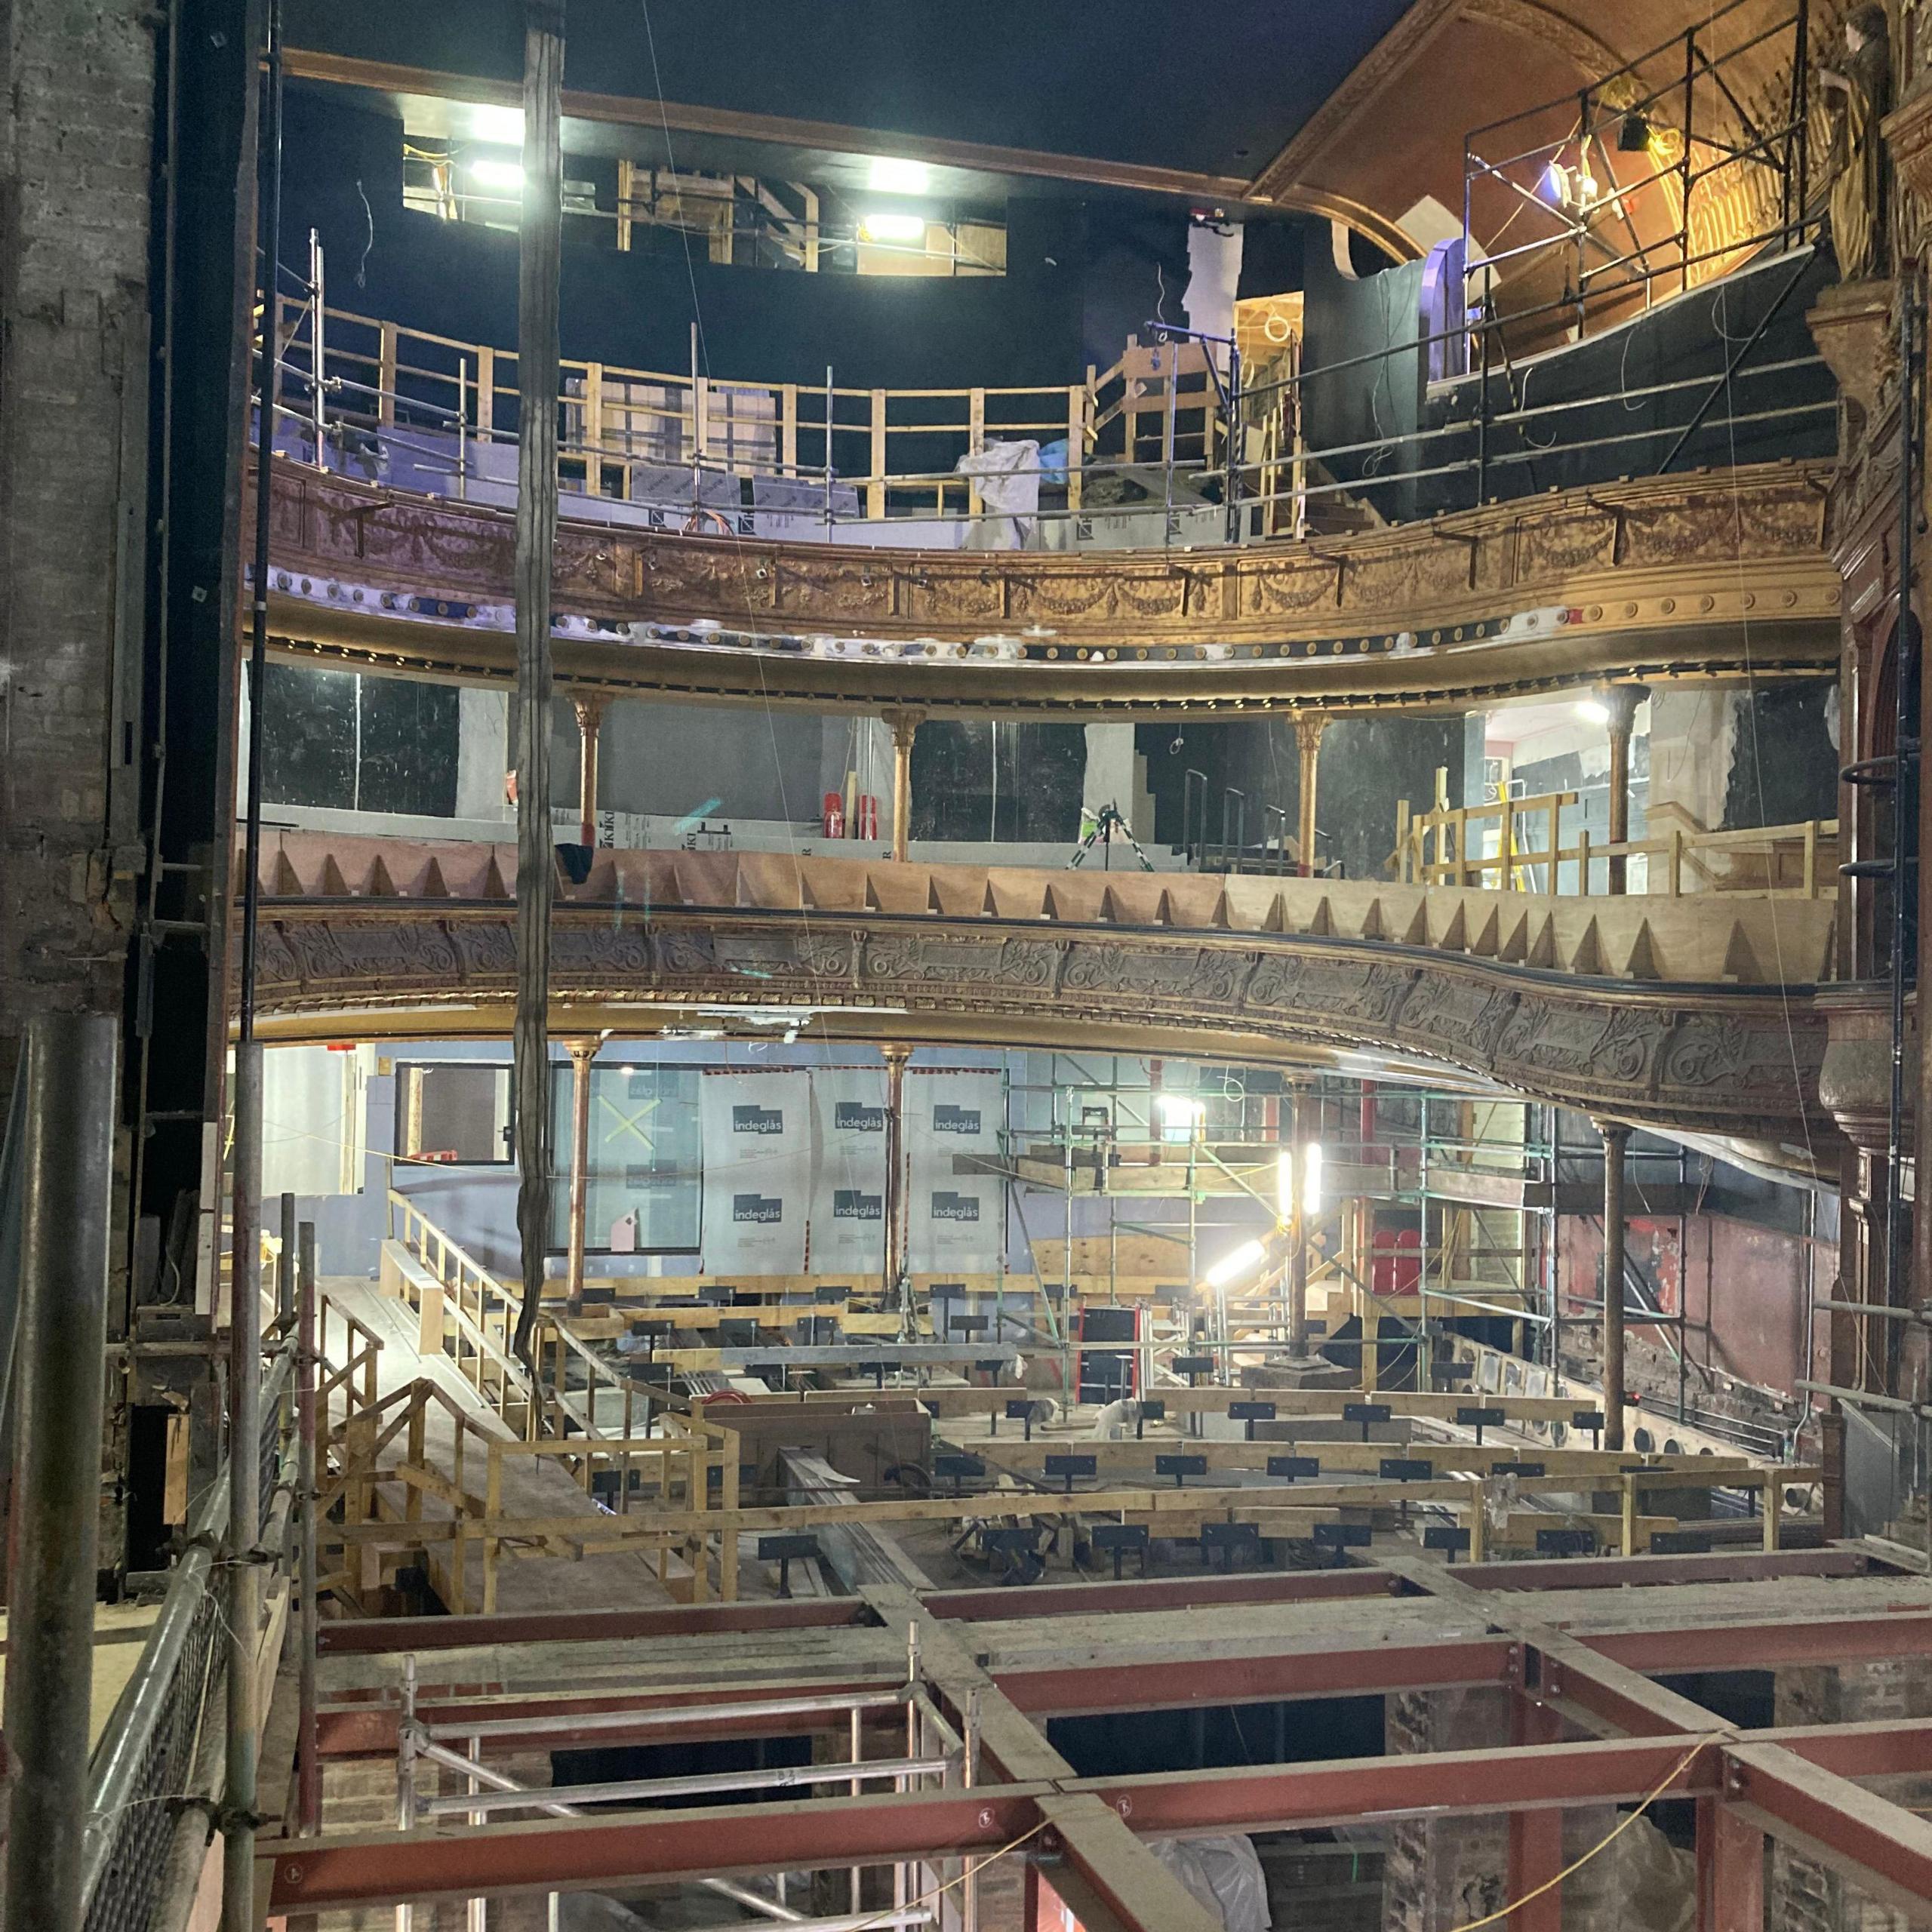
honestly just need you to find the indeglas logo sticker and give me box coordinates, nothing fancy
[835,1101,886,1132]
[933,1103,982,1135]
[732,1105,784,1134]
[931,1190,981,1223]
[833,1188,883,1221]
[733,1193,783,1224]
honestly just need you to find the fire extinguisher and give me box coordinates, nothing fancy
[822,791,844,839]
[853,794,879,840]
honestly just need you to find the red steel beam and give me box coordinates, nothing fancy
[315,1596,864,1654]
[266,1786,1045,1911]
[1589,1614,1932,1675]
[1067,1734,1723,1834]
[1507,1695,1565,1932]
[994,1635,1516,1715]
[923,1568,1401,1623]
[1447,1549,1877,1592]
[316,1676,893,1758]
[1726,1742,1932,1909]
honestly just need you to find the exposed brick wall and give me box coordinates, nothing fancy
[0,0,155,1084]
[1384,1687,1512,1930]
[1771,1660,1932,1932]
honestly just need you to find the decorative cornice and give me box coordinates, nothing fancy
[1457,0,1622,85]
[1248,0,1467,202]
[257,457,1841,718]
[248,835,1835,1143]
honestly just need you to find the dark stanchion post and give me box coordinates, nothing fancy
[278,1189,297,1326]
[1596,1118,1631,1453]
[2,1014,117,1932]
[226,0,285,1912]
[297,1219,321,1833]
[510,0,566,1370]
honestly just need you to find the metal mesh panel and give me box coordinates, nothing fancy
[82,1587,220,1932]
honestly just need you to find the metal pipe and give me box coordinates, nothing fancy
[420,1755,955,1819]
[309,225,326,467]
[223,1036,266,1932]
[396,1655,417,1932]
[3,1014,116,1932]
[297,1218,321,1832]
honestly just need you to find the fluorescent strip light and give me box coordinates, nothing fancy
[859,209,926,245]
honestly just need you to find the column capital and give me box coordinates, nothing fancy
[1291,709,1329,752]
[882,707,926,749]
[1597,685,1647,736]
[564,1032,607,1065]
[1588,1115,1632,1146]
[571,694,608,731]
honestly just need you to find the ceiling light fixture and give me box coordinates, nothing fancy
[869,157,931,195]
[859,209,926,245]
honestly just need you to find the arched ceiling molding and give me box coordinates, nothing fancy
[1456,0,1623,88]
[1246,0,1467,201]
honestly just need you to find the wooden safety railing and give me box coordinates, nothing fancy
[385,1191,540,1438]
[317,1366,744,1611]
[1394,792,1837,899]
[277,298,1092,521]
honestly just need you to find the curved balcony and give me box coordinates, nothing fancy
[259,454,1838,716]
[251,832,1833,1152]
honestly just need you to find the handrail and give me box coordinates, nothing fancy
[1395,794,1836,899]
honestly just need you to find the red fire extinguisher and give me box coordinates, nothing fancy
[822,791,844,839]
[853,793,879,840]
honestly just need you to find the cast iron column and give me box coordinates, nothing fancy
[883,1044,911,1312]
[1293,710,1327,877]
[884,709,924,862]
[2,1014,116,1932]
[1595,1117,1631,1451]
[565,1035,601,1316]
[574,695,605,849]
[1601,686,1645,896]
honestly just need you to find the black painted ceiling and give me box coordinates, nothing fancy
[281,0,1419,183]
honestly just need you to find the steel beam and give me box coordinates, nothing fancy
[1037,1795,1222,1932]
[922,1568,1401,1622]
[995,1637,1517,1716]
[315,1595,865,1654]
[1700,1801,1765,1931]
[265,1787,1045,1911]
[1725,1742,1932,1910]
[316,1678,894,1758]
[1589,1612,1932,1675]
[1067,1734,1721,1835]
